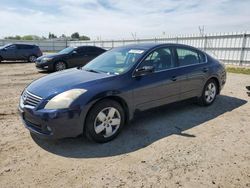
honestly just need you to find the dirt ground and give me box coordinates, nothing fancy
[0,62,250,188]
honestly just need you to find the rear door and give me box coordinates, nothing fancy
[16,44,31,60]
[174,47,209,100]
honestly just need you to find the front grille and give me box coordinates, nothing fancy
[25,118,42,131]
[22,90,42,107]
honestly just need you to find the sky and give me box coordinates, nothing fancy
[0,0,249,40]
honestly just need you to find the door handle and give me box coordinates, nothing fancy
[171,76,177,81]
[202,68,209,72]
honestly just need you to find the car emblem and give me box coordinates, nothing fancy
[23,93,28,103]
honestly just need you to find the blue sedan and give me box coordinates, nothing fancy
[19,43,226,142]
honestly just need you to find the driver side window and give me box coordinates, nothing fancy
[140,47,174,71]
[76,47,86,54]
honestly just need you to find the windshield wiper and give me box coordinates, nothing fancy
[83,68,100,73]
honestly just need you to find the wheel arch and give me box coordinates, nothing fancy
[83,95,130,133]
[54,59,68,69]
[207,76,220,94]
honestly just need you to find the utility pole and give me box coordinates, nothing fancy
[131,32,137,40]
[199,25,205,36]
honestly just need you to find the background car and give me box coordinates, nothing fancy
[19,43,226,143]
[0,44,42,62]
[35,46,106,72]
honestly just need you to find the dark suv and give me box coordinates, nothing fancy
[35,46,106,72]
[0,44,42,62]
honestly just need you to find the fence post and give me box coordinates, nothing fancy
[239,33,247,66]
[52,40,55,52]
[204,35,207,51]
[65,39,68,48]
[112,40,114,48]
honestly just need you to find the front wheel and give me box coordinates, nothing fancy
[198,79,218,106]
[54,61,67,71]
[85,99,125,143]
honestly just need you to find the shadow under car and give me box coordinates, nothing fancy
[31,95,247,158]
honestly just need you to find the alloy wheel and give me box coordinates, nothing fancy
[205,82,217,103]
[55,61,66,71]
[94,107,121,138]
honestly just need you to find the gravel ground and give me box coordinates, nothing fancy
[0,62,250,188]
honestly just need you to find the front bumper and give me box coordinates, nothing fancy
[35,61,53,71]
[18,104,85,139]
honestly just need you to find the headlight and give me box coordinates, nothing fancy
[42,57,53,62]
[44,89,87,110]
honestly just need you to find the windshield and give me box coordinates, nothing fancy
[83,47,145,75]
[0,44,11,49]
[58,47,75,54]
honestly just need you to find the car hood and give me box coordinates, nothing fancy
[26,68,113,98]
[37,53,65,60]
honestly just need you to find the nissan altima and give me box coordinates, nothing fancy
[19,43,226,142]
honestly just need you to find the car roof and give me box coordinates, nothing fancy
[77,45,104,49]
[120,43,200,51]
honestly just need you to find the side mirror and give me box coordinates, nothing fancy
[134,66,155,77]
[2,48,7,51]
[72,50,77,55]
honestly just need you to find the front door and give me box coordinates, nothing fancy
[133,46,183,111]
[1,44,17,60]
[68,47,91,67]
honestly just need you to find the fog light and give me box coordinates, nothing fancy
[44,66,48,69]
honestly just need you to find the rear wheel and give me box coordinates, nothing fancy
[85,99,125,143]
[28,55,37,62]
[0,56,3,63]
[198,79,218,106]
[54,61,67,71]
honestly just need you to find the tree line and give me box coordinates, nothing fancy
[4,32,90,41]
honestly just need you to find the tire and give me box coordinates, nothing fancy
[0,56,3,63]
[54,61,67,71]
[85,99,125,143]
[198,79,218,106]
[28,55,37,62]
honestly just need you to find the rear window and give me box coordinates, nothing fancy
[198,51,207,63]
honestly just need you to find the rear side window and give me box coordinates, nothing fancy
[85,47,105,55]
[198,51,207,63]
[17,45,34,49]
[176,48,200,66]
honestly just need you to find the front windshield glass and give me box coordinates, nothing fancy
[58,47,75,54]
[0,44,11,49]
[83,47,145,75]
